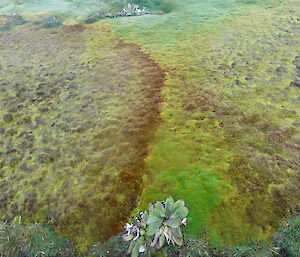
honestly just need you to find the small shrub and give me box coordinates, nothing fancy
[83,10,112,24]
[120,3,150,16]
[122,196,188,257]
[33,16,63,28]
[86,236,128,257]
[0,13,27,31]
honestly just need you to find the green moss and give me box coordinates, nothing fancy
[109,0,300,247]
[0,0,299,250]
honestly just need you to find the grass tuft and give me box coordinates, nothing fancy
[272,214,300,257]
[0,220,74,257]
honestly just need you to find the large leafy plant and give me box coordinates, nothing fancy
[120,3,150,16]
[122,197,188,257]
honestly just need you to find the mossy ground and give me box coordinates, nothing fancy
[0,21,164,250]
[0,0,299,251]
[110,0,300,247]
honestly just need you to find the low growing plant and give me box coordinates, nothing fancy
[1,208,299,257]
[86,235,128,257]
[120,3,150,16]
[0,217,74,257]
[228,240,278,257]
[33,16,63,28]
[272,214,300,257]
[122,196,188,257]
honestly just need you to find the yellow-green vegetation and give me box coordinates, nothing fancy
[109,0,300,246]
[0,21,164,250]
[0,0,299,252]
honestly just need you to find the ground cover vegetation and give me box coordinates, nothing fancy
[0,0,299,254]
[110,0,300,246]
[0,212,299,256]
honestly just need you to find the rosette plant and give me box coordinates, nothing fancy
[120,3,150,16]
[122,197,188,257]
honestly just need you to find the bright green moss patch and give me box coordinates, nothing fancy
[138,165,224,235]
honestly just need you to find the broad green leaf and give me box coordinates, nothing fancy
[159,233,165,248]
[165,197,174,218]
[146,221,162,236]
[173,199,185,212]
[164,217,181,228]
[131,242,141,257]
[171,227,183,238]
[140,220,146,227]
[128,240,136,254]
[122,234,133,241]
[173,236,183,246]
[174,206,189,219]
[140,230,145,236]
[154,201,166,218]
[137,237,145,243]
[146,212,162,225]
[142,211,149,224]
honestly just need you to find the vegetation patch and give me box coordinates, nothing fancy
[83,4,150,25]
[107,0,177,14]
[0,21,165,250]
[33,16,63,28]
[0,0,299,252]
[0,13,26,31]
[110,0,300,246]
[1,211,299,256]
[0,219,74,257]
[272,214,300,257]
[121,197,188,256]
